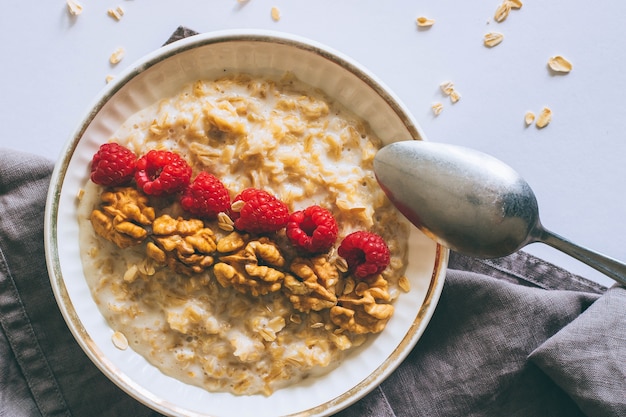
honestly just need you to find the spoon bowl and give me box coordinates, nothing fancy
[374,140,626,286]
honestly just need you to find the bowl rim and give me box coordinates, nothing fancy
[44,29,447,417]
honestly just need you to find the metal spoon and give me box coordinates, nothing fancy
[373,140,626,286]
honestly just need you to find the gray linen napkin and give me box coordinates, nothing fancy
[1,147,624,417]
[0,149,161,417]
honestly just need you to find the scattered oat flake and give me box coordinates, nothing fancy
[112,331,128,350]
[440,81,460,103]
[334,257,349,273]
[271,6,281,21]
[432,102,444,116]
[66,0,83,16]
[508,0,523,9]
[217,212,235,232]
[398,276,411,292]
[524,111,535,126]
[484,32,504,47]
[107,6,125,21]
[416,16,435,27]
[109,47,125,65]
[105,75,115,83]
[536,107,552,128]
[494,1,511,22]
[548,55,572,73]
[231,200,245,212]
[440,81,455,96]
[218,223,234,232]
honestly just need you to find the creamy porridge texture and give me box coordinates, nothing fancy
[78,74,410,396]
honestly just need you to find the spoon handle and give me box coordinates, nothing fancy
[539,229,626,287]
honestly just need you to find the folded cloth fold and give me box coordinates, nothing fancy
[529,285,626,417]
[1,156,624,413]
[336,268,623,417]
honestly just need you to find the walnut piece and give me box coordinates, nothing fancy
[90,187,155,248]
[283,256,339,313]
[216,231,247,253]
[147,214,217,275]
[330,274,394,334]
[214,238,286,296]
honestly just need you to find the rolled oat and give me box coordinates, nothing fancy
[109,47,125,65]
[548,55,572,73]
[416,16,435,27]
[536,107,552,128]
[484,32,504,47]
[271,6,280,21]
[66,0,83,16]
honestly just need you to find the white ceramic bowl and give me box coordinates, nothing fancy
[44,29,447,417]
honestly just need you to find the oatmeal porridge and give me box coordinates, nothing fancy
[78,73,410,396]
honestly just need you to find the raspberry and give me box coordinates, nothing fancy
[286,205,338,254]
[180,172,231,219]
[90,142,137,186]
[338,231,391,279]
[231,188,289,234]
[134,150,192,196]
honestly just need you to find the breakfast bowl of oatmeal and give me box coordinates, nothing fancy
[44,29,447,417]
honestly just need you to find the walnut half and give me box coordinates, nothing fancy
[90,187,155,248]
[146,214,217,275]
[330,274,394,334]
[214,238,287,296]
[283,256,339,313]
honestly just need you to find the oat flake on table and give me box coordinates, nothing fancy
[484,32,504,47]
[535,107,552,128]
[416,16,435,27]
[548,56,573,73]
[66,0,83,15]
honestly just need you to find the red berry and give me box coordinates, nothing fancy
[180,172,231,219]
[134,150,192,196]
[286,205,338,254]
[90,142,137,186]
[338,231,391,279]
[231,188,289,234]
